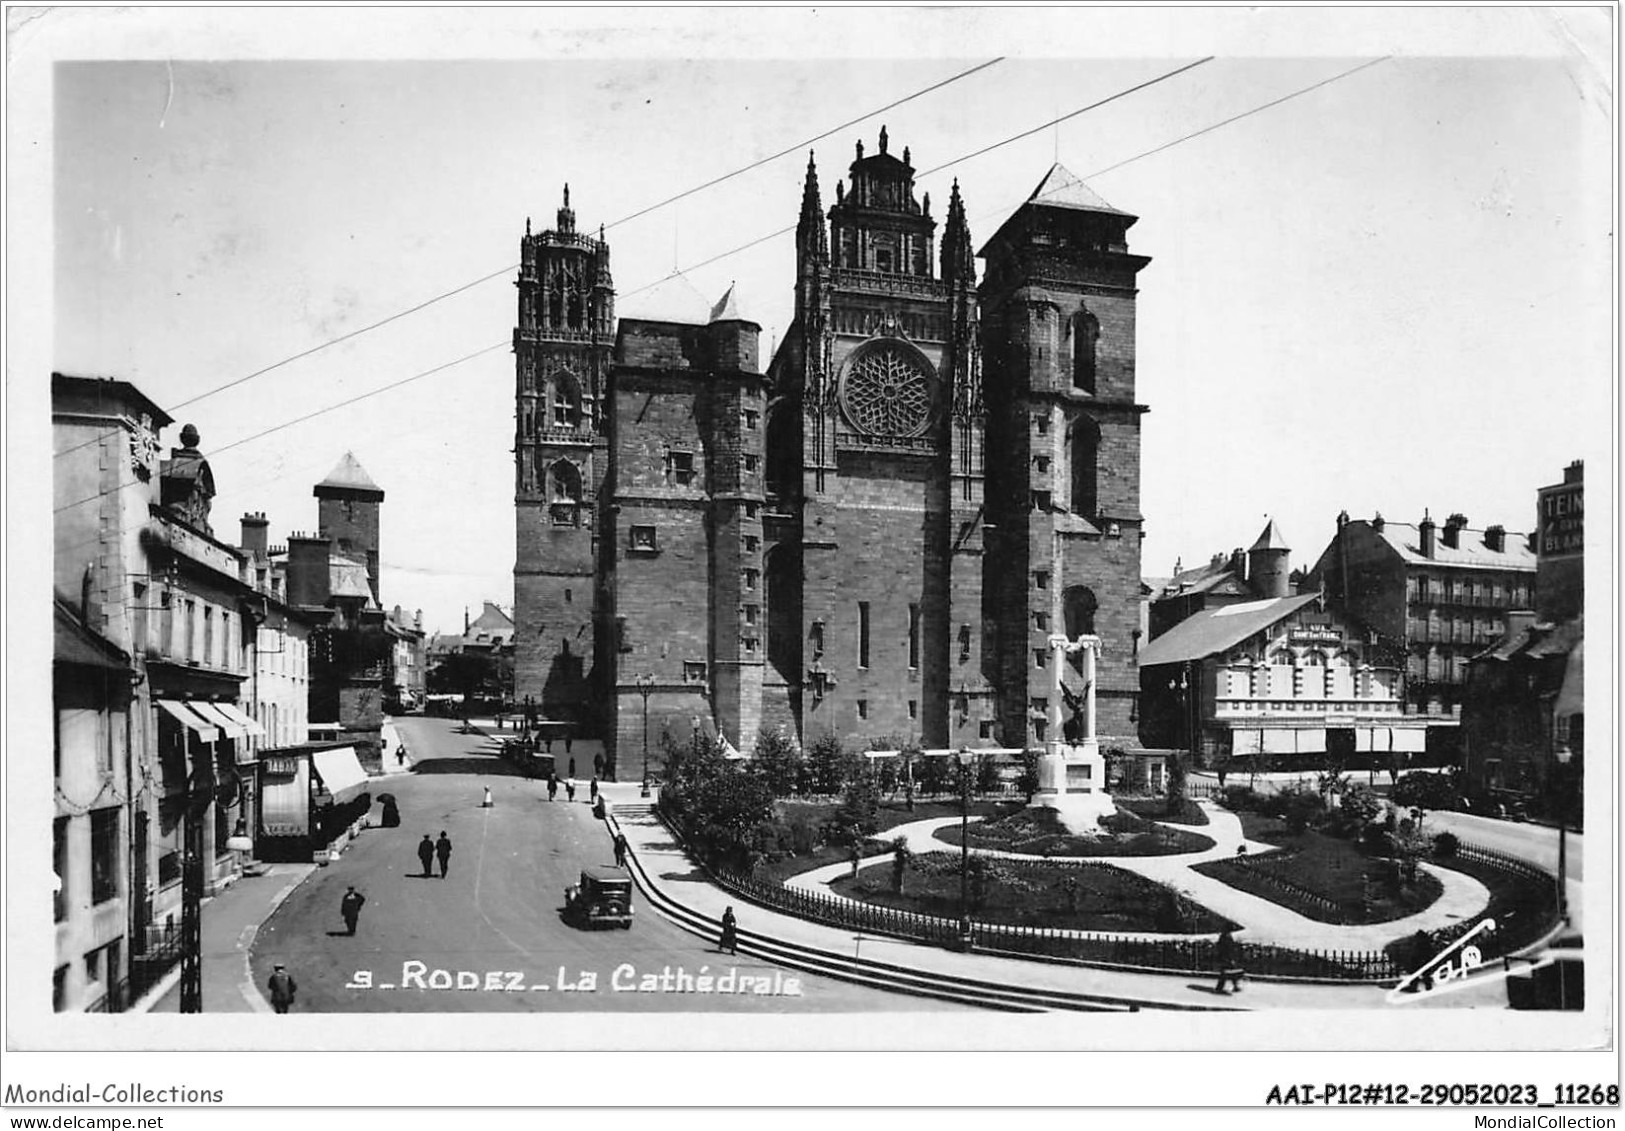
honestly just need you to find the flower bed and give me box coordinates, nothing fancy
[1115,796,1210,826]
[1192,834,1445,925]
[829,852,1233,933]
[933,805,1215,857]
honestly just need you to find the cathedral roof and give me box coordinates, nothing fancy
[1025,164,1130,216]
[619,272,713,325]
[709,283,744,323]
[316,452,383,495]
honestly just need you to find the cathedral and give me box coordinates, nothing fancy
[513,130,1150,774]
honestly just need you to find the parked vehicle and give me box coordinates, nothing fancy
[563,867,634,930]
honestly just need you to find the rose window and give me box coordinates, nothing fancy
[840,343,934,436]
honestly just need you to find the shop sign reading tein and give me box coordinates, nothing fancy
[1538,482,1583,558]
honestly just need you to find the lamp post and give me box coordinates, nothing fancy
[956,747,976,952]
[1553,744,1572,925]
[636,674,654,798]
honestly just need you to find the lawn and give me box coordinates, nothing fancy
[1192,827,1444,925]
[752,799,1021,885]
[1386,850,1559,965]
[1116,796,1210,826]
[829,852,1234,933]
[933,804,1215,857]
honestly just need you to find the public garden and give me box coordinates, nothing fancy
[653,728,1562,981]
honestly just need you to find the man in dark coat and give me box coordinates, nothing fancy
[340,886,366,936]
[547,776,558,802]
[435,831,453,878]
[565,779,577,803]
[267,964,297,1013]
[589,776,600,803]
[1213,928,1244,994]
[719,906,739,955]
[417,834,435,876]
[613,833,630,869]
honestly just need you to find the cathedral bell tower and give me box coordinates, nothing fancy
[979,165,1151,751]
[514,186,614,725]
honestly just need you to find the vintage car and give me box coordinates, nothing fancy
[563,866,634,929]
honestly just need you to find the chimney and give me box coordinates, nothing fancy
[240,511,270,559]
[1504,610,1537,641]
[1443,513,1467,550]
[415,608,423,631]
[1372,512,1385,534]
[1418,511,1436,559]
[1229,547,1247,581]
[464,607,470,633]
[285,533,332,607]
[1483,524,1506,553]
[1336,509,1350,529]
[1565,459,1583,485]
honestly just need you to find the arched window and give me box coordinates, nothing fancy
[567,291,583,329]
[1069,416,1100,518]
[765,544,802,683]
[1300,649,1325,666]
[550,371,581,428]
[549,459,582,527]
[1071,309,1099,394]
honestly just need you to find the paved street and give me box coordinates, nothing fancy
[247,717,964,1013]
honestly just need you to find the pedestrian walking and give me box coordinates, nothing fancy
[565,779,577,803]
[267,963,297,1013]
[416,834,435,877]
[593,753,605,778]
[397,744,407,768]
[1213,928,1244,994]
[849,842,862,879]
[719,906,739,955]
[547,776,558,802]
[613,832,629,869]
[568,756,577,779]
[435,831,453,878]
[340,886,366,936]
[482,785,494,808]
[589,776,600,803]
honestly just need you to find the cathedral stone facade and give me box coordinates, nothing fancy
[514,133,1150,774]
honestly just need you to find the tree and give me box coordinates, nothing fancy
[917,752,948,797]
[890,836,912,894]
[1248,750,1277,790]
[806,730,848,795]
[1209,747,1232,789]
[1340,782,1383,827]
[1166,753,1189,816]
[1017,748,1041,803]
[750,725,803,797]
[835,761,882,840]
[975,754,1001,796]
[875,757,899,796]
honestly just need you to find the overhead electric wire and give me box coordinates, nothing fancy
[53,58,1005,467]
[55,57,1380,522]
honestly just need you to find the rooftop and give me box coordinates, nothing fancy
[1138,592,1322,668]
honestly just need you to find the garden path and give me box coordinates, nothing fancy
[785,802,1492,952]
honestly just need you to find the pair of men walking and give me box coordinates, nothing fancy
[416,831,453,878]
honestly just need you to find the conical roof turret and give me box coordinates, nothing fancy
[941,178,976,287]
[797,152,828,262]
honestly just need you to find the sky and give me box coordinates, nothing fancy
[29,8,1615,641]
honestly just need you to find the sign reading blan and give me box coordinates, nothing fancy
[345,961,804,997]
[1538,483,1583,558]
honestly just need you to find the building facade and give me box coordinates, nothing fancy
[1307,510,1537,753]
[1460,461,1584,809]
[513,135,1149,771]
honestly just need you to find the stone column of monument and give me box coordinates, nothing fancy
[1032,633,1115,831]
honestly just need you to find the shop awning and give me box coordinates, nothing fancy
[1231,729,1262,755]
[157,699,219,742]
[1554,637,1583,721]
[212,701,267,738]
[1262,728,1297,755]
[1393,727,1428,753]
[312,746,370,801]
[189,701,250,739]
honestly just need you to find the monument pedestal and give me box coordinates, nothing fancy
[1032,739,1117,834]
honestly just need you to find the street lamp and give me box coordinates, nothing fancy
[956,747,976,952]
[636,674,654,799]
[1554,744,1572,925]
